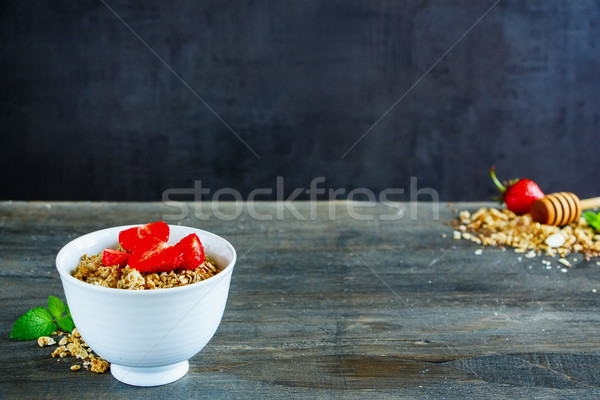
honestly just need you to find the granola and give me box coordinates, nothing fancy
[451,207,600,260]
[37,336,55,347]
[50,328,109,373]
[72,252,219,290]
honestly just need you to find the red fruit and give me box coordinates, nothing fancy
[102,248,129,267]
[128,240,184,273]
[491,166,544,215]
[174,234,205,269]
[118,221,170,253]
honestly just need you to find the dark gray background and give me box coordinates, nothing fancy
[1,0,599,201]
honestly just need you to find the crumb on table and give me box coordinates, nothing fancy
[451,207,600,260]
[49,328,109,373]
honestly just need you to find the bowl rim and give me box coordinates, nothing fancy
[56,224,236,296]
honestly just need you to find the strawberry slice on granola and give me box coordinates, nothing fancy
[174,233,205,269]
[128,236,184,273]
[102,248,129,267]
[118,221,170,253]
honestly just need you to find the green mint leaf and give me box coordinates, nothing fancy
[48,296,74,332]
[55,315,75,332]
[10,307,56,340]
[47,296,65,318]
[583,211,600,232]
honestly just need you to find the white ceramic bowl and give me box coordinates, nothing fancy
[56,225,236,386]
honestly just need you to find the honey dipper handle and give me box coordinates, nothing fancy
[580,196,600,210]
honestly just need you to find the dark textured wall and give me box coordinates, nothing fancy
[1,0,599,201]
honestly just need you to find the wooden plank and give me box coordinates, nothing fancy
[0,201,599,399]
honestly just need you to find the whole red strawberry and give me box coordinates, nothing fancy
[490,166,544,215]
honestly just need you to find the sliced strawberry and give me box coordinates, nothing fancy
[102,248,129,267]
[174,233,205,269]
[128,240,183,273]
[145,221,170,241]
[133,234,164,253]
[118,221,170,253]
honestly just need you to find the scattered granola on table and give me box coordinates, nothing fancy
[72,252,219,290]
[47,328,109,373]
[451,207,600,260]
[37,336,55,347]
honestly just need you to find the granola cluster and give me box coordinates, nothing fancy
[38,328,109,373]
[72,252,219,290]
[451,207,600,260]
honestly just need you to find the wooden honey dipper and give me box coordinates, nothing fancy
[530,192,600,226]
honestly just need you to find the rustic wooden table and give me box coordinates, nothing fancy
[1,201,599,399]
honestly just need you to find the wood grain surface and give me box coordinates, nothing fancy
[1,201,599,399]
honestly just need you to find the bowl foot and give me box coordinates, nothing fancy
[111,360,189,386]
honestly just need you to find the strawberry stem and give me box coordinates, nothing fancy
[490,166,506,193]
